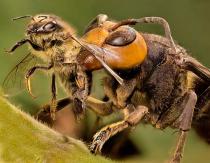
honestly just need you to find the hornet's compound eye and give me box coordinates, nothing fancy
[105,27,136,46]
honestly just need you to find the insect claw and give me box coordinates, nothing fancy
[75,76,84,89]
[50,106,56,121]
[50,98,57,121]
[25,77,36,98]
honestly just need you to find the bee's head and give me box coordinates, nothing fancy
[8,14,76,54]
[27,14,72,35]
[27,14,75,49]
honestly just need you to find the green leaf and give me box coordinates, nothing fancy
[0,94,114,163]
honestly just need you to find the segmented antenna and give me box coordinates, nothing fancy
[12,15,33,21]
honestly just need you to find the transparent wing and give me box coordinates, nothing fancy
[2,53,38,97]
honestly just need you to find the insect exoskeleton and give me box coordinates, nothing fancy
[77,19,147,71]
[75,15,210,163]
[7,14,90,119]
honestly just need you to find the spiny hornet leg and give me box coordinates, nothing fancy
[25,64,53,98]
[170,90,197,163]
[110,17,177,53]
[51,73,57,120]
[90,105,148,154]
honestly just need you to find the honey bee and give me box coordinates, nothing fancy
[4,14,118,120]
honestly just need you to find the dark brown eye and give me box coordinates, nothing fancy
[105,27,136,46]
[43,22,56,31]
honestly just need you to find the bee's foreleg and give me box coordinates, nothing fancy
[50,73,57,120]
[90,104,148,154]
[169,90,197,163]
[36,97,72,125]
[7,39,43,53]
[25,64,53,98]
[36,96,113,124]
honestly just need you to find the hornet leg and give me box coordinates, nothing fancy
[169,90,197,163]
[90,104,148,154]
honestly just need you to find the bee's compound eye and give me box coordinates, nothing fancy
[43,22,57,32]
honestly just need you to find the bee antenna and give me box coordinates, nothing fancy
[12,15,33,21]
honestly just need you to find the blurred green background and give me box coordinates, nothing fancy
[0,0,210,162]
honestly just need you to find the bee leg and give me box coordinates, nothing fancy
[37,95,114,122]
[169,90,197,163]
[6,39,43,53]
[50,73,57,120]
[90,105,148,154]
[73,65,89,119]
[36,97,72,126]
[111,17,177,53]
[25,64,53,98]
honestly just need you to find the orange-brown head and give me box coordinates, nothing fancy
[77,16,147,71]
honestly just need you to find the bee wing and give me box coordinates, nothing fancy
[2,53,38,97]
[184,56,210,83]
